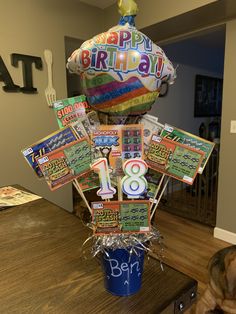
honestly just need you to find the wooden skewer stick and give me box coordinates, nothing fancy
[150,177,170,221]
[73,179,92,214]
[150,174,166,211]
[117,176,123,201]
[116,158,123,202]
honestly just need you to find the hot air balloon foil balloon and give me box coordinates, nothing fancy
[67,0,176,116]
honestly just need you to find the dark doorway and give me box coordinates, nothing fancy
[152,25,225,226]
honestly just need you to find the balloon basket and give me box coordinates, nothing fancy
[101,246,145,296]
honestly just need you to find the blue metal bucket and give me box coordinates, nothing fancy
[102,246,145,296]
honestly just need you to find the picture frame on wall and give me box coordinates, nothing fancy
[194,74,223,117]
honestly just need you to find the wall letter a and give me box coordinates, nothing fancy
[0,56,20,92]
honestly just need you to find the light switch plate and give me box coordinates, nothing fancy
[230,120,236,133]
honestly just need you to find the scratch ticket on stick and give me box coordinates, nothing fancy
[161,124,215,173]
[53,95,90,128]
[121,125,143,160]
[92,201,150,235]
[76,170,100,192]
[21,126,78,178]
[140,115,164,151]
[37,139,91,190]
[145,169,163,199]
[91,124,143,172]
[145,135,204,185]
[70,120,89,139]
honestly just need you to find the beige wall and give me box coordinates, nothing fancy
[0,0,104,211]
[216,20,236,233]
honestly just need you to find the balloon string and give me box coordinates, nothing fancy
[117,176,123,201]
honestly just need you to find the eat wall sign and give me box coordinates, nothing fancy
[0,53,42,94]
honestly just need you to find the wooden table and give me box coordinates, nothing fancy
[0,193,197,313]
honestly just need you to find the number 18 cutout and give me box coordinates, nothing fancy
[91,158,148,200]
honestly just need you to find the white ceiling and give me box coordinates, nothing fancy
[78,0,116,9]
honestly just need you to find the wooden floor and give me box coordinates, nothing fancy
[152,209,230,313]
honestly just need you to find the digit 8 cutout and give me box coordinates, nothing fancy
[121,159,148,199]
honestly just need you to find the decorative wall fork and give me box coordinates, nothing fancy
[43,49,56,107]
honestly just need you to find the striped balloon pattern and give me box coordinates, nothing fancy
[67,24,176,116]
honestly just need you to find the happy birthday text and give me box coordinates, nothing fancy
[80,30,164,77]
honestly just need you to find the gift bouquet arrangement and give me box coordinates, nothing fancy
[22,0,215,296]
